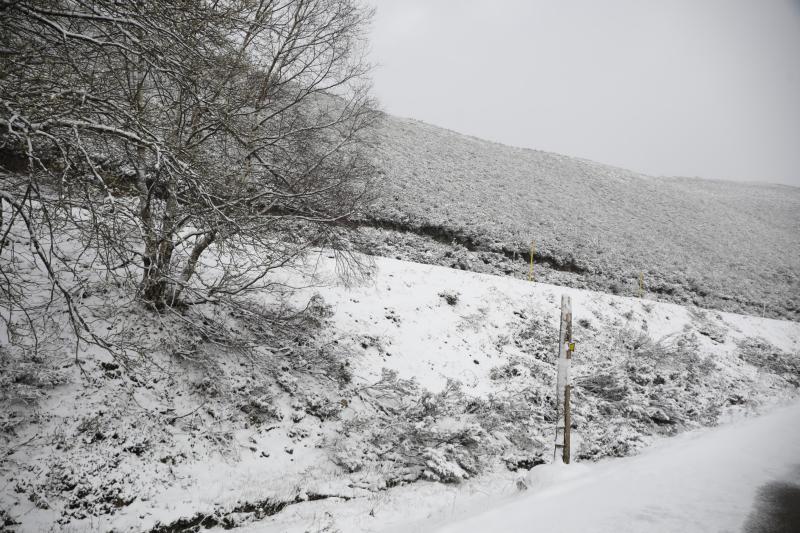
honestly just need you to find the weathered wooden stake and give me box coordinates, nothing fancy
[553,295,574,463]
[563,384,571,464]
[638,272,644,298]
[528,241,535,282]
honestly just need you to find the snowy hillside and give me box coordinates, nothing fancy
[361,115,800,321]
[3,254,798,531]
[3,2,797,532]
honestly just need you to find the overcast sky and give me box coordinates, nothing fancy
[365,0,800,186]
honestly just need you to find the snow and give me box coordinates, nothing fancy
[369,115,800,320]
[293,255,798,396]
[230,403,800,533]
[3,253,799,531]
[435,402,800,533]
[224,255,800,532]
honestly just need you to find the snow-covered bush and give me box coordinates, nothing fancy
[238,389,282,426]
[737,338,799,386]
[421,442,481,482]
[571,325,783,459]
[334,374,491,484]
[0,347,70,405]
[511,314,558,361]
[438,291,460,306]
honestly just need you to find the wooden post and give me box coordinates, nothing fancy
[528,241,535,282]
[638,272,644,298]
[563,385,571,464]
[553,295,573,463]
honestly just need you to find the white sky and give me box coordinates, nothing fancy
[365,0,800,186]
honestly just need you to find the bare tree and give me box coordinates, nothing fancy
[0,0,378,357]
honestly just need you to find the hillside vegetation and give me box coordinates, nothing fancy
[3,1,798,531]
[3,253,799,531]
[362,116,800,320]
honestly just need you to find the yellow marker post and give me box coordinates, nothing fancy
[528,241,535,282]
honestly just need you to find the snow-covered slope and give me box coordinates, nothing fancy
[237,402,800,533]
[299,256,799,399]
[222,255,800,532]
[2,255,799,531]
[364,115,800,320]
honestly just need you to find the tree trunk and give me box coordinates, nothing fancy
[171,230,216,303]
[140,185,178,308]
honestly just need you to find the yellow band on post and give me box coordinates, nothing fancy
[528,241,535,282]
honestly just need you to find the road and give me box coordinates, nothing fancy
[435,402,800,533]
[742,477,800,533]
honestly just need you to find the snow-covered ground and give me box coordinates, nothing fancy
[237,401,800,533]
[296,255,799,397]
[435,401,800,533]
[2,255,799,531]
[219,256,800,533]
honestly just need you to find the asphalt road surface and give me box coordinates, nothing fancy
[743,473,800,533]
[435,403,800,533]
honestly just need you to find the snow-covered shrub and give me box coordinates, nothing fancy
[577,373,628,402]
[438,291,460,306]
[502,453,546,472]
[690,309,727,344]
[282,344,353,388]
[0,346,70,446]
[578,424,647,459]
[303,294,336,328]
[571,322,790,461]
[421,441,481,482]
[489,362,526,380]
[300,392,343,421]
[512,315,558,361]
[334,374,490,484]
[737,338,799,386]
[476,391,551,458]
[238,389,282,426]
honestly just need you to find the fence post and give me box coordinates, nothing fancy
[563,384,571,463]
[528,241,535,282]
[553,295,574,464]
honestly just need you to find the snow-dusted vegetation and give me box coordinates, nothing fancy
[364,116,800,320]
[2,252,798,530]
[434,403,800,533]
[2,1,798,532]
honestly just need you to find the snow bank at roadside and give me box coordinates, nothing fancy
[436,402,800,533]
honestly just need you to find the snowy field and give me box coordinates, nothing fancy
[2,255,799,531]
[366,115,800,320]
